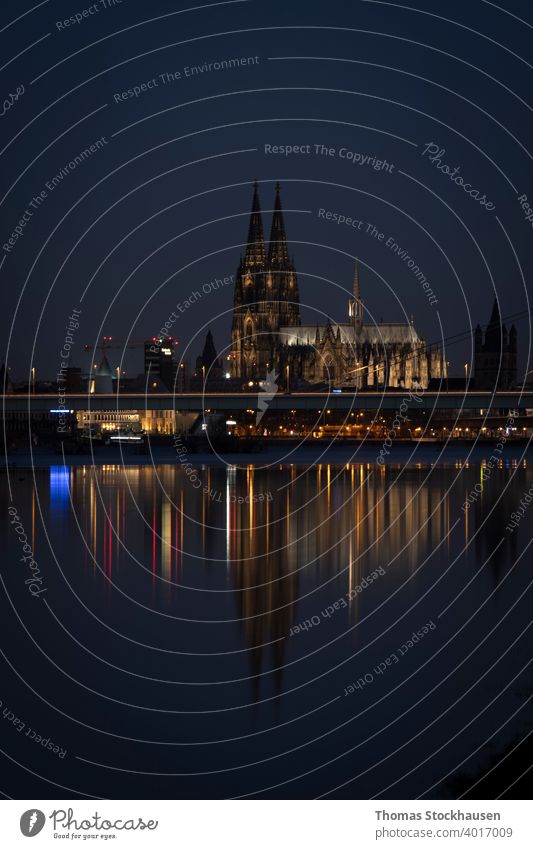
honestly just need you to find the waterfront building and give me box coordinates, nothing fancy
[229,182,446,389]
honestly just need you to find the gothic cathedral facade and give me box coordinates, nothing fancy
[229,182,446,390]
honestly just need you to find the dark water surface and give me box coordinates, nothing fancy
[1,460,532,799]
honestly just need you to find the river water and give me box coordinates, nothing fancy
[1,459,532,799]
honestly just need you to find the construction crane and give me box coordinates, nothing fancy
[83,337,144,376]
[85,334,177,357]
[84,336,178,386]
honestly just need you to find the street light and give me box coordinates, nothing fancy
[31,367,35,393]
[285,363,290,393]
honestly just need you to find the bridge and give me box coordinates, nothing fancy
[2,391,531,413]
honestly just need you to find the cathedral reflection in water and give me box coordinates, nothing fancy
[38,461,525,698]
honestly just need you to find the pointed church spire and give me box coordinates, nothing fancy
[268,182,290,268]
[353,259,361,302]
[349,259,364,332]
[488,297,501,328]
[484,298,503,351]
[244,180,266,269]
[201,329,219,368]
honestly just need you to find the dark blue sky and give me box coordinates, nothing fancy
[1,0,532,380]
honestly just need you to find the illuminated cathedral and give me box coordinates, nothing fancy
[229,182,446,389]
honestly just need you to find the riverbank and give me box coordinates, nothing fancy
[1,439,531,468]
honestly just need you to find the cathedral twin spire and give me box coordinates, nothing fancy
[243,181,291,272]
[349,259,364,330]
[244,180,266,268]
[242,181,360,331]
[232,182,448,388]
[231,181,299,380]
[268,182,291,268]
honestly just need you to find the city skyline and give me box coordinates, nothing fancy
[1,0,532,814]
[3,174,529,386]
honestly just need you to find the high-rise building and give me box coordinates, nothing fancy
[65,366,82,392]
[144,338,178,390]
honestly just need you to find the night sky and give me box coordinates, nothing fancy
[2,0,532,381]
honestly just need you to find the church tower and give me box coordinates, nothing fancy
[230,182,300,381]
[474,298,517,389]
[267,182,301,329]
[196,329,222,384]
[348,260,364,333]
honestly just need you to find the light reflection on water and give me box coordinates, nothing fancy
[45,461,526,583]
[2,460,531,799]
